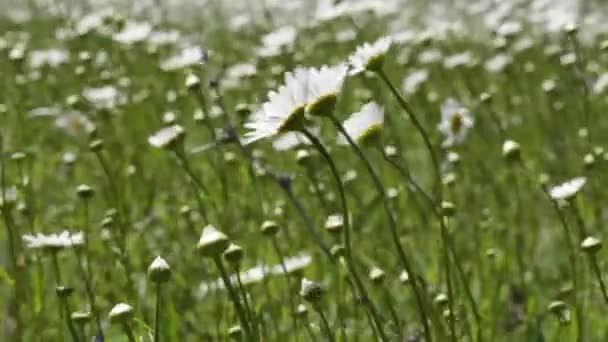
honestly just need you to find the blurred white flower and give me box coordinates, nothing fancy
[257,26,297,57]
[443,51,474,69]
[23,231,84,251]
[402,69,428,94]
[147,30,181,46]
[348,36,392,75]
[272,131,312,151]
[271,253,312,275]
[418,48,442,64]
[113,21,152,44]
[338,102,384,145]
[160,46,206,71]
[29,48,69,68]
[438,98,474,147]
[148,125,185,148]
[485,53,512,73]
[82,85,123,109]
[593,74,608,94]
[549,177,586,201]
[243,68,308,144]
[55,112,96,136]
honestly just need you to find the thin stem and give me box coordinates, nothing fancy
[123,324,137,342]
[300,128,388,341]
[173,149,210,221]
[329,116,432,341]
[234,264,257,336]
[213,256,251,339]
[570,203,608,305]
[377,69,441,193]
[271,237,298,334]
[314,305,335,342]
[441,218,457,342]
[53,253,81,342]
[154,283,162,342]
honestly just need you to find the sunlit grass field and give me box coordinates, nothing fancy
[2,1,608,341]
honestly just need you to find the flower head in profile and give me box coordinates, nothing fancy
[549,177,586,201]
[338,102,384,146]
[148,124,185,149]
[438,98,474,147]
[348,36,392,75]
[305,64,348,116]
[243,68,308,144]
[23,231,84,251]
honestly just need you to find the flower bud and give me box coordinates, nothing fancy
[369,266,386,285]
[324,214,343,235]
[564,23,578,36]
[76,184,95,199]
[261,220,280,236]
[581,236,602,254]
[295,304,308,318]
[330,244,345,258]
[148,256,171,283]
[223,243,244,264]
[197,225,230,257]
[89,139,104,152]
[185,73,200,90]
[399,270,409,284]
[235,104,251,118]
[227,325,242,340]
[71,311,92,324]
[296,149,311,165]
[109,303,134,324]
[433,293,448,306]
[502,140,521,162]
[11,152,26,161]
[583,153,595,169]
[440,201,456,217]
[300,278,324,303]
[56,285,74,298]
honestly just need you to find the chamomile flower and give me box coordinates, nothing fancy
[438,98,474,147]
[82,85,123,109]
[148,124,185,149]
[272,131,313,151]
[348,36,392,75]
[305,64,347,116]
[337,102,384,146]
[22,231,84,251]
[55,112,96,136]
[549,177,586,201]
[243,68,308,144]
[160,46,206,72]
[112,21,152,45]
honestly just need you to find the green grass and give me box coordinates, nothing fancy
[2,3,608,341]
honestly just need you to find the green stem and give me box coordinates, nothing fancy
[154,283,162,342]
[314,305,335,342]
[213,256,251,339]
[329,116,432,341]
[123,323,137,342]
[272,237,297,335]
[441,218,457,342]
[300,128,389,341]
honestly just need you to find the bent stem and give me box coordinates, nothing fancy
[328,116,432,342]
[300,128,389,341]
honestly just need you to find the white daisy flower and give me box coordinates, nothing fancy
[256,26,297,57]
[28,48,69,69]
[337,102,384,146]
[147,30,181,46]
[443,51,474,69]
[348,36,392,75]
[272,131,312,151]
[549,177,586,201]
[271,253,312,275]
[438,98,474,147]
[148,124,185,149]
[160,46,206,72]
[22,231,84,251]
[113,21,152,45]
[305,64,348,116]
[402,69,429,94]
[55,112,96,136]
[484,53,512,73]
[82,85,123,109]
[243,68,308,144]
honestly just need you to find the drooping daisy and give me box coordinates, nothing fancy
[243,68,308,144]
[22,231,84,251]
[549,177,586,201]
[148,125,185,149]
[337,102,384,146]
[305,64,348,116]
[348,36,392,75]
[438,98,474,147]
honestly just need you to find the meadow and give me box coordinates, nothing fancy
[2,0,608,341]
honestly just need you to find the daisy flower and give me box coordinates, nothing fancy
[549,177,586,201]
[243,68,308,144]
[337,102,384,146]
[112,21,152,45]
[438,98,474,147]
[305,64,348,116]
[272,131,313,151]
[348,36,392,75]
[148,125,185,149]
[22,231,84,251]
[160,46,206,72]
[82,85,123,109]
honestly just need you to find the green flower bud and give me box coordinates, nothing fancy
[261,220,280,237]
[581,236,602,254]
[197,225,230,257]
[76,184,95,199]
[148,256,171,283]
[223,243,244,264]
[71,311,92,324]
[109,303,134,324]
[300,278,324,303]
[369,266,386,285]
[227,325,243,340]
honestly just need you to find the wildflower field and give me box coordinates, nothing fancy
[3,0,608,341]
